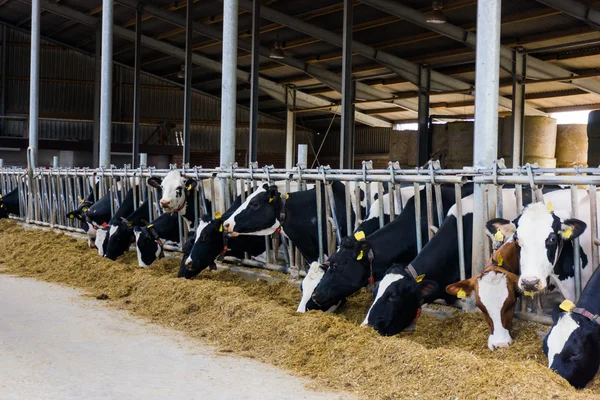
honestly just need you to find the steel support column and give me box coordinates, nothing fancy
[28,0,41,168]
[182,0,193,165]
[132,5,142,168]
[339,0,354,169]
[92,25,101,168]
[472,0,501,276]
[417,66,431,166]
[220,0,238,167]
[285,110,295,169]
[511,50,526,168]
[99,0,114,168]
[0,25,6,134]
[248,0,260,165]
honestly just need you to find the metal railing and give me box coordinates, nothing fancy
[2,160,600,322]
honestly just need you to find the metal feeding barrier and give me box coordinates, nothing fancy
[1,161,599,323]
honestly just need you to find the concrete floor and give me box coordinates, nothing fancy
[0,275,349,400]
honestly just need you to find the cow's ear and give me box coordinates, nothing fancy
[417,280,439,303]
[446,279,476,297]
[561,218,587,240]
[262,183,269,191]
[353,240,370,261]
[184,178,197,193]
[486,218,516,242]
[147,177,162,188]
[268,185,278,199]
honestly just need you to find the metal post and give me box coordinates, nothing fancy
[93,25,101,168]
[248,0,260,165]
[220,0,239,168]
[139,152,148,167]
[339,0,354,169]
[572,185,582,301]
[183,0,193,165]
[297,144,308,167]
[414,182,422,252]
[471,0,501,275]
[28,0,41,168]
[52,156,59,168]
[590,184,599,272]
[132,5,142,168]
[285,109,295,169]
[0,25,6,134]
[511,49,526,168]
[99,0,114,168]
[417,66,430,166]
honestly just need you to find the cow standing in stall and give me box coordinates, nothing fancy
[134,212,182,267]
[0,188,20,219]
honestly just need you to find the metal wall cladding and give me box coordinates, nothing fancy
[3,119,93,140]
[315,126,392,156]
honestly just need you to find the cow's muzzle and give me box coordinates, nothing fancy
[520,276,541,292]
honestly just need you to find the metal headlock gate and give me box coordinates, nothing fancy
[1,161,599,323]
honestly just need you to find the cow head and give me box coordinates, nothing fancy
[104,218,136,261]
[0,195,7,219]
[67,200,93,231]
[298,262,342,313]
[544,303,600,389]
[309,234,373,311]
[95,225,110,257]
[223,184,282,236]
[361,264,438,336]
[446,241,521,350]
[134,224,164,267]
[148,170,196,214]
[183,215,225,277]
[487,203,586,295]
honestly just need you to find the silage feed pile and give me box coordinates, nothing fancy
[1,219,600,399]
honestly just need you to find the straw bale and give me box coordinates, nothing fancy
[389,130,417,167]
[1,219,600,400]
[523,116,557,159]
[556,124,588,168]
[447,122,474,164]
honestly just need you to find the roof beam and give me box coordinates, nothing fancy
[359,0,600,96]
[535,0,600,31]
[23,0,390,127]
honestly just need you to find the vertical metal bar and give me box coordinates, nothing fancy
[425,183,434,240]
[417,67,431,166]
[220,0,238,168]
[339,0,354,169]
[28,0,41,168]
[496,184,504,218]
[316,180,324,264]
[590,184,599,272]
[285,108,295,169]
[388,181,395,221]
[345,182,352,235]
[132,6,142,168]
[571,184,582,301]
[353,186,362,229]
[99,0,114,168]
[472,0,501,275]
[326,183,342,245]
[516,184,524,215]
[377,182,384,229]
[414,182,423,252]
[455,184,466,280]
[182,0,193,165]
[511,50,526,168]
[93,26,101,168]
[0,25,6,134]
[434,184,444,227]
[248,0,260,165]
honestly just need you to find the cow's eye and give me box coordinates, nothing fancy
[570,352,581,361]
[546,234,557,245]
[250,201,260,210]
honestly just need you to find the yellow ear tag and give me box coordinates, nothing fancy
[68,214,74,219]
[497,253,503,267]
[219,225,223,232]
[547,201,553,212]
[354,231,366,241]
[269,197,274,203]
[563,227,573,239]
[457,288,467,299]
[82,207,88,212]
[127,222,133,227]
[286,194,290,199]
[524,291,535,298]
[79,199,84,203]
[560,299,576,312]
[214,211,222,219]
[356,250,364,260]
[147,224,154,228]
[187,184,193,191]
[415,274,425,283]
[494,230,504,242]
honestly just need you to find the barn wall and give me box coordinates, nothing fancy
[0,26,313,167]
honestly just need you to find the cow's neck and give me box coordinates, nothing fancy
[577,267,600,315]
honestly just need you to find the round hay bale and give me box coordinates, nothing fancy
[500,117,516,158]
[523,116,557,159]
[431,123,448,154]
[446,122,473,164]
[404,130,418,167]
[556,124,588,167]
[389,130,415,165]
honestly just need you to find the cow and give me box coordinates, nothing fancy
[104,198,151,260]
[484,191,593,301]
[544,266,600,389]
[181,193,267,279]
[81,190,122,248]
[0,188,19,219]
[95,186,143,257]
[134,212,182,267]
[359,187,581,337]
[307,184,472,314]
[446,240,520,350]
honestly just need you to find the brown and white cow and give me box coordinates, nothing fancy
[446,240,520,350]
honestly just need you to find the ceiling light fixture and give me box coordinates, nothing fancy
[269,41,285,59]
[426,1,446,24]
[177,64,185,79]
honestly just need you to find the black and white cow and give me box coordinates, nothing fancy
[486,190,592,301]
[544,265,600,388]
[95,186,143,257]
[362,187,580,338]
[181,193,267,279]
[134,212,182,267]
[0,188,19,219]
[104,197,151,260]
[223,181,357,264]
[308,184,473,314]
[79,190,118,248]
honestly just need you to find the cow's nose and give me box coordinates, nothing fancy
[223,222,231,232]
[521,277,541,291]
[160,200,170,208]
[185,257,192,267]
